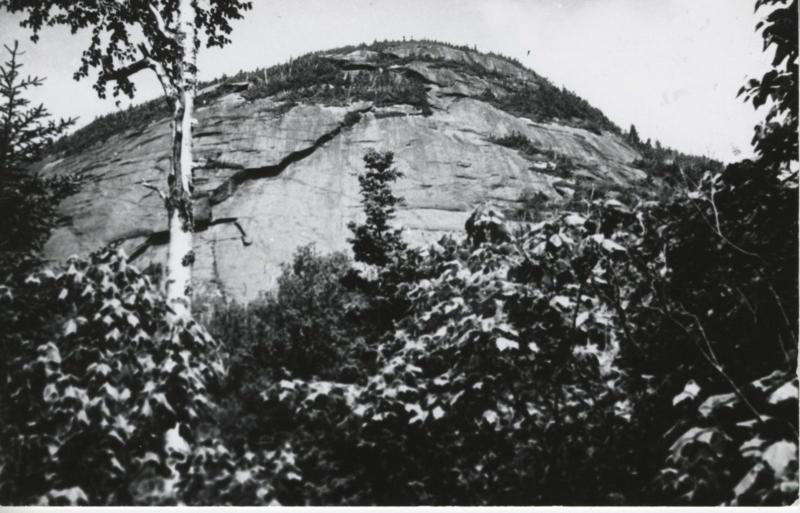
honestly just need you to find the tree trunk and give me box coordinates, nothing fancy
[165,0,197,321]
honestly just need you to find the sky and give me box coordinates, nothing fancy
[0,0,772,163]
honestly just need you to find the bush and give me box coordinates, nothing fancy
[205,246,371,384]
[256,203,652,504]
[233,155,797,506]
[0,250,224,504]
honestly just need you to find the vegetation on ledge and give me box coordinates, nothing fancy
[47,38,625,157]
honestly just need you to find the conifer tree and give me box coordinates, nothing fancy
[347,149,407,267]
[0,40,74,175]
[627,123,640,146]
[0,40,76,275]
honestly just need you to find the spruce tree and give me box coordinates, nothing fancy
[0,40,76,275]
[0,40,74,176]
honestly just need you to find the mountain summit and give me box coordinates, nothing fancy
[40,40,644,300]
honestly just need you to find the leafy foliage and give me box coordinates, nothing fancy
[738,0,798,169]
[0,0,252,100]
[0,2,796,506]
[202,245,372,385]
[209,134,796,505]
[0,250,223,504]
[659,371,798,505]
[0,249,303,505]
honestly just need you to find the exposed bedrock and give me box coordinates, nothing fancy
[40,41,643,301]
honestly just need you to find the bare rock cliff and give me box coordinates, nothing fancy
[40,41,644,301]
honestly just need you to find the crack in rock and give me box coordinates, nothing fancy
[120,104,373,261]
[208,104,373,206]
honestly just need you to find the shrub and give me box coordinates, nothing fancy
[240,155,797,506]
[0,250,224,504]
[259,203,653,505]
[205,246,371,385]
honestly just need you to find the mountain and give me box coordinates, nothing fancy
[38,40,646,301]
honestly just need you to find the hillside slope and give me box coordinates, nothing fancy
[40,40,645,300]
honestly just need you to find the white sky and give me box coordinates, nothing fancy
[1,0,772,163]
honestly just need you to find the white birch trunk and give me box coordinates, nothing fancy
[166,0,197,321]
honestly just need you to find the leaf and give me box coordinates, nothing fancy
[152,392,175,413]
[136,451,161,467]
[405,403,428,424]
[740,436,767,459]
[432,406,445,419]
[64,319,78,336]
[733,462,768,500]
[749,370,785,393]
[38,342,62,366]
[550,295,573,310]
[76,409,90,425]
[482,410,498,424]
[110,457,125,474]
[768,381,798,406]
[601,238,625,253]
[101,383,120,401]
[235,469,253,483]
[672,380,701,406]
[563,213,586,226]
[496,337,519,352]
[698,392,737,418]
[668,426,730,459]
[762,440,797,477]
[165,423,190,455]
[46,487,88,506]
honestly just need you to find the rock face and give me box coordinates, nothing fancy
[41,41,644,301]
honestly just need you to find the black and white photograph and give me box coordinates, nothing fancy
[0,0,797,507]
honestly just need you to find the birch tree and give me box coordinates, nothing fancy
[0,0,251,319]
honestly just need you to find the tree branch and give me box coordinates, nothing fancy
[105,58,151,83]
